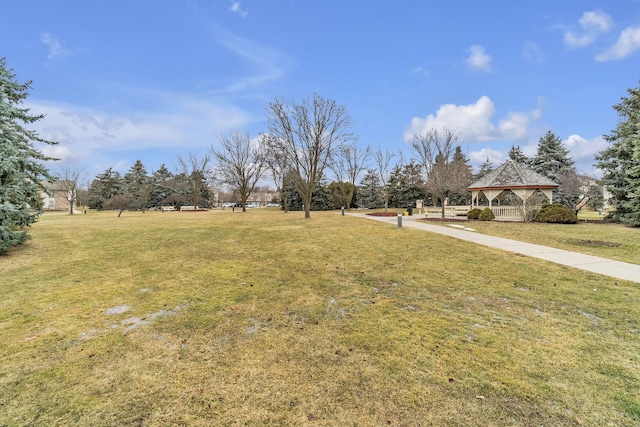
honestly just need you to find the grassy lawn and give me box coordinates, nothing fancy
[459,218,640,265]
[1,210,639,426]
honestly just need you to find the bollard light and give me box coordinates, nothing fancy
[397,213,402,228]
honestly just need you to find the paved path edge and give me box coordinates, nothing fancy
[350,213,640,284]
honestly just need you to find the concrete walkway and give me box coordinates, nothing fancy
[352,213,640,284]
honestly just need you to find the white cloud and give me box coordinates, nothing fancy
[229,2,248,18]
[580,10,613,32]
[469,148,505,170]
[405,96,541,143]
[466,45,491,72]
[41,33,70,59]
[564,10,612,48]
[211,26,295,93]
[27,91,252,170]
[564,134,608,164]
[523,41,545,64]
[596,26,640,61]
[411,66,429,76]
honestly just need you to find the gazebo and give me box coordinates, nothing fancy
[468,160,558,221]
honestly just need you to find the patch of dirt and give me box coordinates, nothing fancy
[570,239,621,247]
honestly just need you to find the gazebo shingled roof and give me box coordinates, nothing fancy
[467,160,558,220]
[468,160,557,190]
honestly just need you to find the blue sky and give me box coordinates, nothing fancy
[3,0,640,180]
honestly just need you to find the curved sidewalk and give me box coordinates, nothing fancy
[352,214,640,284]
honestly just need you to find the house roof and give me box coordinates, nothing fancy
[468,160,558,190]
[41,180,71,191]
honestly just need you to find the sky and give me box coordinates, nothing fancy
[2,0,640,181]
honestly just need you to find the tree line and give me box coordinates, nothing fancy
[3,54,640,254]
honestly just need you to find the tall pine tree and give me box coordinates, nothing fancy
[0,58,57,253]
[530,131,580,209]
[508,145,529,164]
[123,160,151,212]
[474,156,494,181]
[449,146,473,205]
[88,167,122,209]
[530,131,575,182]
[357,169,383,209]
[595,82,640,225]
[149,164,175,208]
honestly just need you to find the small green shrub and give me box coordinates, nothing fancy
[467,208,483,220]
[479,207,495,221]
[534,203,577,224]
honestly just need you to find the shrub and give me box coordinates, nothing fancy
[467,208,483,220]
[533,203,577,224]
[479,207,495,221]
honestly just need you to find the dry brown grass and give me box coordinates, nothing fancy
[1,209,639,426]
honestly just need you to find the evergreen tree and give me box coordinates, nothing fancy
[449,146,473,205]
[149,164,175,208]
[282,178,333,211]
[357,169,383,209]
[531,131,579,209]
[530,131,575,182]
[595,82,640,225]
[475,156,494,181]
[385,165,403,208]
[508,145,529,164]
[88,167,122,209]
[123,160,151,211]
[385,162,427,208]
[0,58,57,253]
[398,162,427,207]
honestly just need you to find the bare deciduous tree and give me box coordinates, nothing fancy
[211,131,267,213]
[331,142,371,210]
[266,93,356,218]
[177,153,211,209]
[410,128,468,218]
[263,134,291,213]
[55,166,87,215]
[374,148,398,212]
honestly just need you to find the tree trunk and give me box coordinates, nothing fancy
[304,193,312,219]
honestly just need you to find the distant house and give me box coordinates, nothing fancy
[41,181,73,212]
[468,160,558,221]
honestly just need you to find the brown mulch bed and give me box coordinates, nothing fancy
[366,212,401,217]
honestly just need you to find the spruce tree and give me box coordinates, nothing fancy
[88,167,122,209]
[595,83,640,225]
[508,145,529,164]
[449,146,473,205]
[0,58,57,254]
[385,165,403,208]
[530,131,580,209]
[357,169,383,209]
[474,156,494,181]
[530,131,575,182]
[149,164,174,208]
[123,160,151,211]
[398,161,427,208]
